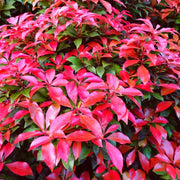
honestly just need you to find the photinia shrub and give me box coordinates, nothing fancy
[0,0,180,179]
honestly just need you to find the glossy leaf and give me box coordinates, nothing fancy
[107,132,131,144]
[137,65,150,85]
[126,149,136,167]
[138,151,150,173]
[156,101,173,112]
[6,162,33,176]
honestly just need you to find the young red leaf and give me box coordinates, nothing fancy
[138,151,150,173]
[46,103,60,128]
[4,143,15,159]
[66,81,78,105]
[83,91,106,107]
[46,172,61,180]
[0,162,4,172]
[13,131,43,145]
[29,102,44,130]
[66,130,96,142]
[133,169,146,180]
[106,73,120,90]
[156,101,173,112]
[48,87,72,108]
[111,95,127,122]
[152,116,168,124]
[118,88,143,96]
[105,124,119,134]
[155,153,171,163]
[46,69,55,84]
[137,65,150,85]
[73,142,81,160]
[21,75,38,85]
[42,142,56,172]
[57,139,69,163]
[106,140,123,174]
[6,161,33,176]
[80,171,90,180]
[126,149,136,167]
[153,162,166,172]
[123,59,140,70]
[174,105,180,118]
[166,164,176,180]
[28,136,51,151]
[150,126,162,144]
[13,110,29,120]
[80,114,103,139]
[100,0,112,14]
[102,170,121,180]
[174,146,180,165]
[106,132,131,144]
[49,111,73,133]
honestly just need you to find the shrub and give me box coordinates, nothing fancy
[0,0,180,179]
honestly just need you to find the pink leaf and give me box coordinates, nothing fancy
[46,69,55,84]
[6,161,33,176]
[137,65,150,85]
[21,76,38,85]
[174,146,180,165]
[138,151,150,173]
[73,142,81,160]
[13,110,29,120]
[118,88,143,96]
[152,117,168,124]
[166,164,176,180]
[107,132,131,144]
[46,103,60,128]
[80,114,103,139]
[66,81,78,105]
[100,0,112,13]
[126,149,136,167]
[42,142,56,172]
[57,139,69,163]
[106,140,123,174]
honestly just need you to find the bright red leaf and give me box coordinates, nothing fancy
[156,101,173,112]
[137,65,150,85]
[138,151,150,173]
[126,149,136,167]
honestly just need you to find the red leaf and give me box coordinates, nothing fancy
[46,103,60,128]
[150,126,162,144]
[174,105,180,118]
[111,95,127,122]
[48,87,72,108]
[100,0,112,13]
[57,139,70,163]
[106,73,120,90]
[0,162,4,172]
[106,140,123,174]
[0,103,10,121]
[133,169,146,180]
[102,170,121,180]
[156,101,173,112]
[161,140,174,160]
[4,143,15,159]
[29,102,44,130]
[46,69,55,84]
[105,124,119,134]
[46,173,61,180]
[6,161,33,176]
[138,151,150,173]
[166,164,176,180]
[174,146,180,165]
[42,142,56,172]
[36,163,42,174]
[118,88,143,96]
[80,114,103,139]
[153,162,166,172]
[155,154,171,163]
[107,132,131,144]
[21,75,38,85]
[73,142,81,160]
[66,81,78,105]
[123,59,140,70]
[137,65,150,85]
[80,171,90,180]
[152,116,168,124]
[126,149,136,167]
[13,131,43,145]
[28,136,51,151]
[13,110,29,120]
[66,130,96,142]
[83,91,106,107]
[49,111,73,133]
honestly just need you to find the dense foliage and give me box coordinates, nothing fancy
[0,0,180,179]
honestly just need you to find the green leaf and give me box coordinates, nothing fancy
[152,92,164,101]
[31,92,47,102]
[78,143,90,162]
[62,149,74,172]
[88,31,99,37]
[87,65,96,74]
[96,66,105,78]
[143,146,151,160]
[74,38,82,49]
[3,1,15,10]
[10,91,21,102]
[21,87,31,98]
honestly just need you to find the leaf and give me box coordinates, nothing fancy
[174,146,180,165]
[46,69,55,84]
[46,173,61,180]
[156,101,173,112]
[66,130,96,142]
[72,142,81,160]
[106,140,123,174]
[80,114,103,139]
[100,0,112,13]
[152,117,168,124]
[162,140,174,160]
[57,139,69,163]
[102,170,121,180]
[13,130,43,145]
[118,88,143,96]
[6,162,33,176]
[46,103,60,128]
[48,87,72,108]
[83,91,106,107]
[74,38,82,49]
[126,149,136,167]
[42,142,56,172]
[28,136,51,151]
[174,106,180,118]
[137,65,150,85]
[4,143,15,159]
[66,81,78,105]
[111,95,127,123]
[49,111,73,133]
[166,164,176,180]
[138,151,150,173]
[13,110,29,120]
[80,171,90,180]
[96,66,105,78]
[107,132,131,144]
[150,126,162,144]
